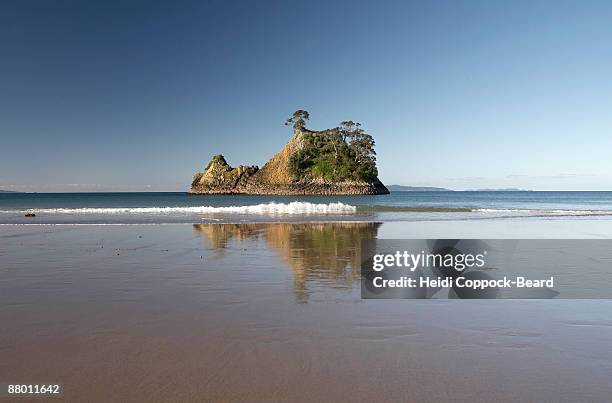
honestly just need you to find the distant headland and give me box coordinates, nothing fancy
[466,188,532,192]
[190,111,389,195]
[388,185,452,192]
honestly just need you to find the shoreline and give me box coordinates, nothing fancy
[3,213,612,226]
[3,217,612,238]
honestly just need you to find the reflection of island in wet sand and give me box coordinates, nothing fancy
[193,222,381,302]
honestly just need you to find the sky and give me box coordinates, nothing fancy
[1,0,612,191]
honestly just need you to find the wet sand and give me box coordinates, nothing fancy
[2,220,612,402]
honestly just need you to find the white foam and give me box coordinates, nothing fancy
[474,208,612,216]
[9,202,357,215]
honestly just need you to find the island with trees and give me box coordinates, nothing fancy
[189,110,389,195]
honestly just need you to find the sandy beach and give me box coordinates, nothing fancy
[2,220,612,401]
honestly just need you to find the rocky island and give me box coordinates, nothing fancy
[190,111,389,195]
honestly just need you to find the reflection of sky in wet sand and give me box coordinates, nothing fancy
[193,222,380,303]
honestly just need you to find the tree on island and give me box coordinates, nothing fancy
[339,120,376,164]
[285,110,310,129]
[286,110,378,182]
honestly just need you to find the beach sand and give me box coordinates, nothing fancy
[2,220,612,402]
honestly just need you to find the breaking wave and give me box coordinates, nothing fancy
[473,208,612,216]
[4,204,612,220]
[12,202,358,215]
[356,206,612,216]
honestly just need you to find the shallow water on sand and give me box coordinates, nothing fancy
[1,221,612,401]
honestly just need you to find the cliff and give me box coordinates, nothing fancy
[190,123,389,196]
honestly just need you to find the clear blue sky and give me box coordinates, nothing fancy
[1,0,611,191]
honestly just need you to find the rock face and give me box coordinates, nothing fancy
[189,129,389,195]
[190,155,259,194]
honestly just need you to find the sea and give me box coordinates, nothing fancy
[2,191,612,224]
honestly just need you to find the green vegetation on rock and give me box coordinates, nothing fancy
[287,112,378,183]
[205,154,228,171]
